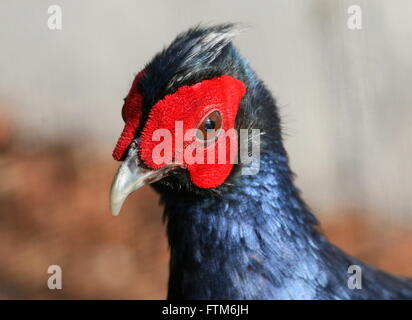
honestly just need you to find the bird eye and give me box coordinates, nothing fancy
[196,110,222,142]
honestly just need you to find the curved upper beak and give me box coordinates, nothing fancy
[109,140,175,216]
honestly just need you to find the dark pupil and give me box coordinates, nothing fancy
[204,118,216,130]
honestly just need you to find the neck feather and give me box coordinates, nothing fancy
[161,146,329,299]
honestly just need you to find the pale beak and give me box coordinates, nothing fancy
[109,139,176,216]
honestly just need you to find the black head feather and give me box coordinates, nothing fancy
[138,24,243,108]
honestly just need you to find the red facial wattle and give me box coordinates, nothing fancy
[113,73,246,188]
[139,75,246,188]
[112,70,145,161]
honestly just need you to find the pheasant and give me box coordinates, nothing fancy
[110,24,412,299]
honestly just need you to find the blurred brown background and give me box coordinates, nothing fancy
[0,0,411,299]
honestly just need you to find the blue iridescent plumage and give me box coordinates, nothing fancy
[136,24,412,299]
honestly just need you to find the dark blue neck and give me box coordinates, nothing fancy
[160,146,335,299]
[158,143,412,300]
